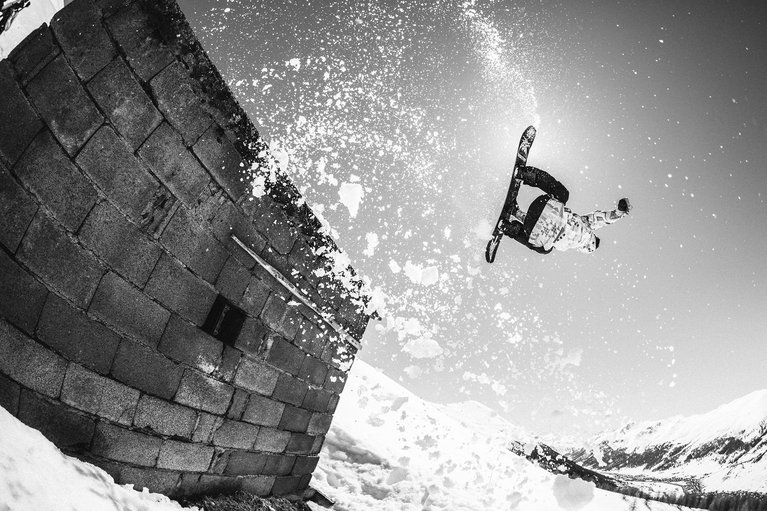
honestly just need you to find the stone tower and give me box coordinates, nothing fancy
[0,0,370,498]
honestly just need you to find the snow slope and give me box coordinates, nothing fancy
[311,359,692,511]
[569,389,767,492]
[0,405,196,511]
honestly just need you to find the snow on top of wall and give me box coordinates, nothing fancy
[0,0,62,58]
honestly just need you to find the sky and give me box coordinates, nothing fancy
[173,0,767,440]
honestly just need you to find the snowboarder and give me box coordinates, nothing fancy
[500,166,632,254]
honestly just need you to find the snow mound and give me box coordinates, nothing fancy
[311,359,693,511]
[0,406,195,511]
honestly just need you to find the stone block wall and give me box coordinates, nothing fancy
[0,0,370,498]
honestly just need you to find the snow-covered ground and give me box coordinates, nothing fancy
[0,405,194,511]
[309,359,690,511]
[0,361,694,511]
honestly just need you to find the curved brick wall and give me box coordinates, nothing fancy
[0,0,369,498]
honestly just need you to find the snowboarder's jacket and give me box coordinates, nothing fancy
[525,194,627,253]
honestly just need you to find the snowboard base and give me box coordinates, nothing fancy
[485,125,536,264]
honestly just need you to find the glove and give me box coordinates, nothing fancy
[618,198,632,214]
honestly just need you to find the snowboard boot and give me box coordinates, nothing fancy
[501,219,524,238]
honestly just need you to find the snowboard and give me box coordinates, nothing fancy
[485,125,536,263]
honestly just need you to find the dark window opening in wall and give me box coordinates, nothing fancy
[202,295,246,345]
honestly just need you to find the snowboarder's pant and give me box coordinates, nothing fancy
[518,166,569,204]
[505,167,569,255]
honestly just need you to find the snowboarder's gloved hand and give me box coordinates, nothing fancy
[618,198,632,215]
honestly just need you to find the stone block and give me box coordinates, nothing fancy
[234,318,269,358]
[79,201,163,287]
[138,122,209,205]
[294,320,327,359]
[208,201,267,269]
[151,61,212,145]
[327,393,340,414]
[192,123,248,201]
[215,257,251,303]
[272,374,308,408]
[0,249,48,335]
[265,337,304,376]
[227,388,248,420]
[89,272,170,346]
[234,357,279,396]
[105,2,174,81]
[25,55,103,156]
[133,394,197,439]
[194,474,243,495]
[252,208,297,255]
[37,293,120,374]
[302,388,333,413]
[307,413,333,436]
[254,427,291,453]
[322,335,355,370]
[285,433,314,455]
[211,419,259,449]
[119,466,181,495]
[279,406,311,434]
[159,206,229,283]
[157,439,214,472]
[0,319,66,397]
[18,389,95,450]
[158,314,223,374]
[13,130,98,232]
[299,356,328,387]
[271,476,302,496]
[242,394,284,428]
[240,475,274,496]
[324,367,348,394]
[192,412,223,443]
[208,447,231,474]
[95,0,133,16]
[281,306,302,341]
[292,456,319,476]
[0,164,38,252]
[241,277,270,318]
[88,57,163,150]
[0,373,21,415]
[76,126,175,230]
[0,61,43,167]
[144,254,217,326]
[51,0,116,81]
[310,436,324,455]
[92,422,161,466]
[111,338,184,399]
[175,369,234,415]
[261,294,287,333]
[61,363,139,425]
[224,451,268,476]
[214,345,241,383]
[7,25,60,85]
[262,454,295,477]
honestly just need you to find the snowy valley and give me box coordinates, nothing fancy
[567,390,767,495]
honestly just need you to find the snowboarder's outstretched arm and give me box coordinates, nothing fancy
[582,198,632,230]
